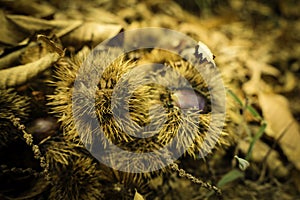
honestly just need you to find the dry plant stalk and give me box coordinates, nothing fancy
[169,160,222,197]
[9,115,50,180]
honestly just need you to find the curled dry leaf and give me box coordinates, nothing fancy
[258,92,300,170]
[0,53,60,89]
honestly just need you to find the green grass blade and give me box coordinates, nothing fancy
[217,169,244,187]
[246,122,267,160]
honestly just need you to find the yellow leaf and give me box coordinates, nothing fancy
[259,92,300,170]
[133,190,145,200]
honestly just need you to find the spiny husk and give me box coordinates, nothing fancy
[48,47,90,143]
[39,134,149,200]
[48,155,104,200]
[99,165,150,200]
[0,89,30,147]
[49,47,230,174]
[40,135,82,170]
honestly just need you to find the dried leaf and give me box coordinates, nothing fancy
[55,7,125,25]
[246,59,280,77]
[6,14,82,36]
[0,47,26,69]
[243,58,282,94]
[258,92,300,170]
[1,0,55,18]
[133,190,145,200]
[61,22,123,49]
[242,69,261,94]
[275,71,297,93]
[0,10,27,46]
[7,14,55,33]
[0,53,60,89]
